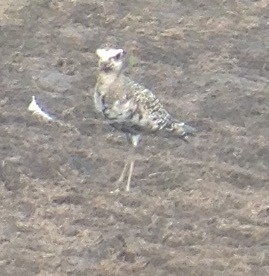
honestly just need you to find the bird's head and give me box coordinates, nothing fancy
[96,48,126,73]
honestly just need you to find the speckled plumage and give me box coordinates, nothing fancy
[94,48,196,191]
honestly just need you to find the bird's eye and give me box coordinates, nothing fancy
[114,53,121,60]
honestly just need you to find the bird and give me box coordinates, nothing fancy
[94,47,196,192]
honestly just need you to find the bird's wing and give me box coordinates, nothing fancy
[103,78,172,134]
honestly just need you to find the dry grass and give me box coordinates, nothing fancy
[0,0,268,275]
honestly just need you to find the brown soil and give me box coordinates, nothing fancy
[1,0,269,275]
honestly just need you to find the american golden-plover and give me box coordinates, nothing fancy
[94,48,196,191]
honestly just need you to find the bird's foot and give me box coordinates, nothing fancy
[110,187,121,194]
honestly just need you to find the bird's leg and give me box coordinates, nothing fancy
[116,159,129,185]
[113,134,140,192]
[125,134,140,192]
[126,158,134,192]
[111,160,129,193]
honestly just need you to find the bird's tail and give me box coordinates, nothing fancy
[165,121,197,142]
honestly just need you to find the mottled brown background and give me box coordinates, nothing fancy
[0,0,269,275]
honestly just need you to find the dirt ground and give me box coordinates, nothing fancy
[0,0,269,275]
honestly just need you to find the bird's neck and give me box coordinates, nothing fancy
[97,70,121,94]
